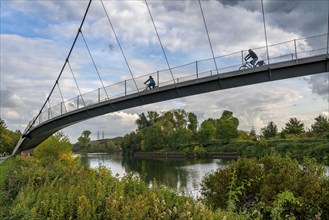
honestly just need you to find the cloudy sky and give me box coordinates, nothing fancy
[1,0,328,143]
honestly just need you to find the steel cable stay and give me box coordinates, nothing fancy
[261,0,270,65]
[67,60,86,107]
[56,81,68,114]
[47,99,53,121]
[80,31,109,101]
[198,0,221,88]
[100,0,141,98]
[67,60,94,116]
[23,0,93,136]
[144,0,179,95]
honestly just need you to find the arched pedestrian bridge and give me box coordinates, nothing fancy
[12,0,329,154]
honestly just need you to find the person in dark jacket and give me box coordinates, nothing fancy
[144,76,156,89]
[244,49,258,67]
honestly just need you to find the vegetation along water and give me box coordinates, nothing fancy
[0,109,328,219]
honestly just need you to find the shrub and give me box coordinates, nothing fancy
[200,153,329,219]
[194,145,207,157]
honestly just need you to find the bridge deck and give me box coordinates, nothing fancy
[13,54,329,154]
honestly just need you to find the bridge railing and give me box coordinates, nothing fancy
[30,33,328,128]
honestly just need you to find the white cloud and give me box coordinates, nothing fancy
[1,109,20,120]
[321,111,329,118]
[1,0,328,143]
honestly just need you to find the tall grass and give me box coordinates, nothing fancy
[0,157,16,219]
[1,155,237,219]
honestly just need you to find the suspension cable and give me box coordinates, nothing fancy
[80,31,109,100]
[56,82,67,113]
[47,99,53,120]
[100,0,140,93]
[67,60,86,106]
[144,0,176,86]
[198,0,219,75]
[24,0,93,135]
[261,0,270,64]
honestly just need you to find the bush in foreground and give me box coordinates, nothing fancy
[201,153,329,219]
[3,157,235,220]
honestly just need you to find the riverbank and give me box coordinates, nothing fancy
[133,152,238,159]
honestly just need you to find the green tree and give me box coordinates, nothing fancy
[216,110,239,144]
[78,130,91,151]
[0,118,7,138]
[0,118,20,154]
[198,119,216,144]
[144,126,164,151]
[173,109,187,129]
[168,128,193,150]
[147,111,160,127]
[261,121,278,139]
[135,111,159,131]
[311,115,329,135]
[282,117,305,135]
[0,119,10,153]
[187,112,198,134]
[158,111,175,144]
[34,132,72,165]
[238,130,250,140]
[220,110,239,126]
[122,132,134,155]
[135,113,149,130]
[131,131,144,152]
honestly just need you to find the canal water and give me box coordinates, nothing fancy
[79,152,232,198]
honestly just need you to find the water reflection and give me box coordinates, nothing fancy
[79,152,231,197]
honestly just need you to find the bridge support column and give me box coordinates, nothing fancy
[98,88,101,102]
[294,39,298,64]
[125,80,127,97]
[157,71,159,88]
[196,61,199,82]
[268,68,272,80]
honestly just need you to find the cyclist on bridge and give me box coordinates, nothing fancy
[144,76,156,90]
[244,49,258,67]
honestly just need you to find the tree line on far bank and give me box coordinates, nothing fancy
[1,108,328,161]
[72,129,122,153]
[120,109,329,164]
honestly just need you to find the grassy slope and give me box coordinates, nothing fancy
[0,157,15,218]
[0,157,14,187]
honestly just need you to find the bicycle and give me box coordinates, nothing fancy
[239,60,265,70]
[143,83,157,91]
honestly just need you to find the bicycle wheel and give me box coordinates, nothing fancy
[239,65,248,70]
